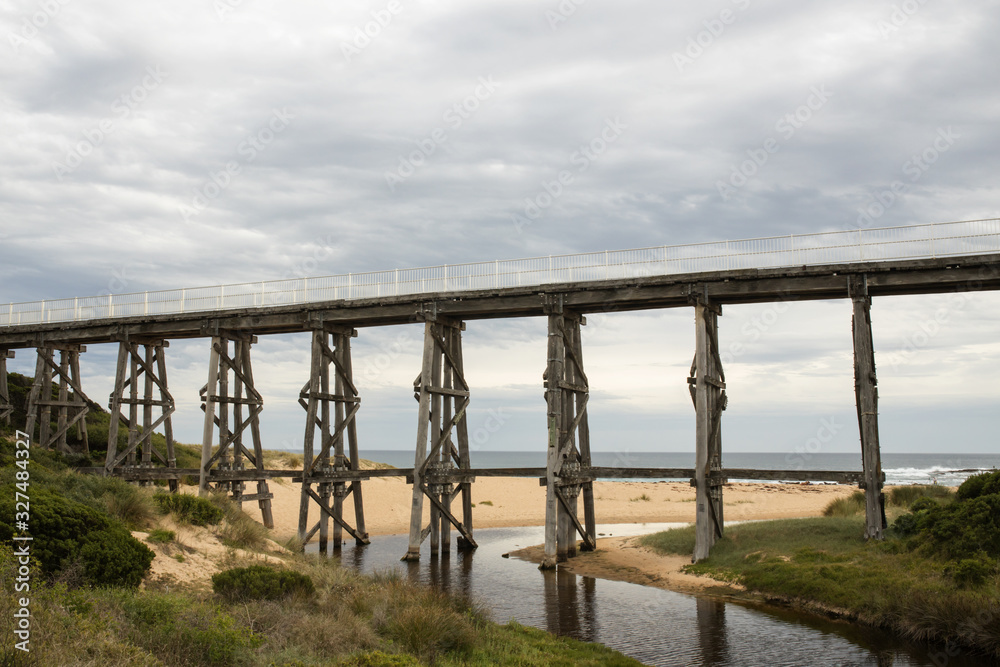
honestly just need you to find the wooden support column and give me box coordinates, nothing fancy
[297,323,370,553]
[540,295,596,570]
[105,338,178,490]
[851,275,885,540]
[0,350,13,426]
[199,330,273,528]
[402,307,477,561]
[24,344,97,454]
[690,295,726,562]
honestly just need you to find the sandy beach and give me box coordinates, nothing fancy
[243,475,856,542]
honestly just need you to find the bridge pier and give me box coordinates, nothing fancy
[24,344,96,455]
[403,309,476,561]
[297,323,369,552]
[0,349,13,426]
[851,276,885,540]
[199,330,274,528]
[540,297,596,570]
[690,297,726,562]
[105,338,178,489]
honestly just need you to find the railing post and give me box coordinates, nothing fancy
[144,292,148,315]
[395,269,399,296]
[74,297,78,321]
[180,288,186,314]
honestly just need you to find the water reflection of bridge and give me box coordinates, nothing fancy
[2,219,999,564]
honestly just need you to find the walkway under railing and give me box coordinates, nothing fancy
[3,218,999,327]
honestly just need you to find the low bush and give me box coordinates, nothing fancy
[212,565,315,602]
[153,492,224,526]
[947,554,996,589]
[0,486,153,587]
[955,469,1000,501]
[147,529,176,544]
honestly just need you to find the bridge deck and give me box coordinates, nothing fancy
[2,253,1000,347]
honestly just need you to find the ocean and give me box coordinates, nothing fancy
[362,450,1000,487]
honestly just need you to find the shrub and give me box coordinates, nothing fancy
[212,565,314,602]
[919,494,1000,560]
[956,470,1000,501]
[909,497,938,513]
[892,512,919,536]
[947,554,996,589]
[153,492,223,526]
[0,486,153,587]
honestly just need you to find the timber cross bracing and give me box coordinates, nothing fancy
[297,323,369,552]
[0,350,13,425]
[540,297,597,569]
[106,338,178,490]
[404,310,477,561]
[199,330,274,528]
[24,344,98,455]
[4,222,1000,562]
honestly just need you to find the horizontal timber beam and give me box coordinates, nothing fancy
[77,465,870,485]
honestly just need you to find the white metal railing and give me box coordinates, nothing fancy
[3,219,999,328]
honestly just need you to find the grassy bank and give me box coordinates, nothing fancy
[0,547,641,666]
[0,431,642,666]
[639,488,1000,659]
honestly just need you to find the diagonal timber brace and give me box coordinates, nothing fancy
[105,338,178,490]
[25,344,98,455]
[199,330,273,528]
[690,298,727,562]
[297,324,370,553]
[403,311,476,561]
[540,297,596,570]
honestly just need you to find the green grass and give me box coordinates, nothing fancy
[147,529,176,544]
[478,500,493,506]
[822,490,866,517]
[888,484,954,507]
[630,493,652,502]
[640,517,1000,658]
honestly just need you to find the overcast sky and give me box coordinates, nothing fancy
[1,0,998,459]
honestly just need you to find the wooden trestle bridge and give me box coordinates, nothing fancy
[2,220,999,566]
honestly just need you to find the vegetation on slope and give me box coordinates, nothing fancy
[0,429,642,666]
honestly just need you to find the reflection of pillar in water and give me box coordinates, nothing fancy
[403,559,421,586]
[696,597,730,665]
[455,550,474,601]
[580,574,597,641]
[542,569,560,636]
[556,568,582,639]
